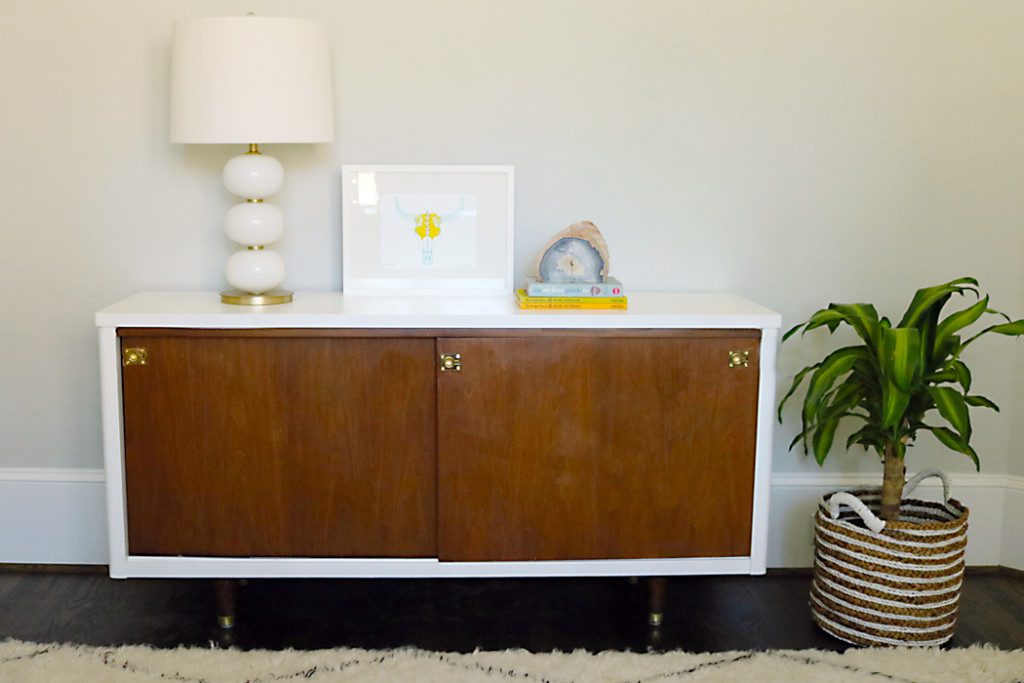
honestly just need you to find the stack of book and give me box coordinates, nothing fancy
[515,276,627,310]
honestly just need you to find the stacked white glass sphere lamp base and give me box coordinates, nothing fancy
[220,144,292,305]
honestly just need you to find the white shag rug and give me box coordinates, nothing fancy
[1,640,1022,682]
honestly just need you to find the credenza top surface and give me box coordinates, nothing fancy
[96,292,782,330]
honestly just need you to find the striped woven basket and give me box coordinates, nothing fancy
[810,469,968,647]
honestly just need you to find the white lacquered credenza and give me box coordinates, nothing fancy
[96,291,781,625]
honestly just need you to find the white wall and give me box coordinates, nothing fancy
[1,1,1023,557]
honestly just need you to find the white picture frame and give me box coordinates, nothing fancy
[342,165,514,295]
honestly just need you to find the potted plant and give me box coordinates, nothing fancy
[778,277,1023,646]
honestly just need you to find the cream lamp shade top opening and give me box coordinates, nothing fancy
[170,16,335,144]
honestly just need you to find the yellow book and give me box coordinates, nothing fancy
[515,289,627,309]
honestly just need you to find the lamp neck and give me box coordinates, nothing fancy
[246,143,260,155]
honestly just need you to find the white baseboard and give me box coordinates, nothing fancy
[768,472,1016,568]
[0,468,107,565]
[0,468,1021,569]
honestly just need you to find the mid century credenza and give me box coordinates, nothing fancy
[96,292,781,626]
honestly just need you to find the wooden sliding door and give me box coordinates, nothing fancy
[436,332,760,561]
[120,331,437,558]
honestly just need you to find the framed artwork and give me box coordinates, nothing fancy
[342,165,514,295]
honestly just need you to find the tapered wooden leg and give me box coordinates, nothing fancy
[215,579,237,629]
[646,577,666,627]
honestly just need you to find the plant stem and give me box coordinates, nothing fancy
[880,441,904,522]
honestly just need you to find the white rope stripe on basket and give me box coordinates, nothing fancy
[887,513,964,526]
[823,469,966,536]
[815,535,966,572]
[832,492,966,508]
[826,492,886,532]
[820,505,967,537]
[815,521,968,553]
[815,560,963,597]
[811,602,954,643]
[814,562,962,599]
[828,469,952,504]
[822,507,967,533]
[815,549,964,584]
[813,621,952,647]
[828,503,966,522]
[810,608,955,639]
[820,492,961,509]
[813,572,963,611]
[809,593,957,635]
[810,585,959,623]
[814,524,966,560]
[825,502,966,526]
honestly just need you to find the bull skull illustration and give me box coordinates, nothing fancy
[394,197,465,265]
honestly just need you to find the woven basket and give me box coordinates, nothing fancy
[810,468,969,647]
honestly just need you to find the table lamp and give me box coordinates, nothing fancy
[170,16,335,305]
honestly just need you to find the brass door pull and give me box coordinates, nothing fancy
[440,353,462,372]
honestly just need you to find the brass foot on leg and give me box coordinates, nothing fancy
[646,576,666,627]
[215,579,238,630]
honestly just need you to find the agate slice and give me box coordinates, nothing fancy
[535,221,610,283]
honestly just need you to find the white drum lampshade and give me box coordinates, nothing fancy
[170,15,335,305]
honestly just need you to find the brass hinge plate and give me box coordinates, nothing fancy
[728,350,749,368]
[122,347,148,366]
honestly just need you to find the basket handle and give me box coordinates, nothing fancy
[903,468,952,503]
[826,492,886,533]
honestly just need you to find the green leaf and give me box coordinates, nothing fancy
[879,327,921,393]
[846,424,885,451]
[934,295,989,358]
[897,278,978,329]
[812,417,841,465]
[927,386,972,440]
[777,363,819,423]
[828,303,880,347]
[933,334,962,365]
[964,395,1000,411]
[925,425,980,471]
[781,322,804,343]
[986,307,1012,323]
[961,319,1024,350]
[880,378,911,430]
[821,380,864,420]
[924,369,957,384]
[927,361,971,390]
[783,305,882,345]
[948,360,971,392]
[877,327,920,430]
[788,431,806,451]
[801,347,866,449]
[782,309,846,342]
[807,379,867,462]
[987,319,1024,336]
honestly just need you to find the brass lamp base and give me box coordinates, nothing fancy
[220,289,293,306]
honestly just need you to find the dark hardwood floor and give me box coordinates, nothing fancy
[0,569,1021,653]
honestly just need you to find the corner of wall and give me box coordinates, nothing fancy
[1001,477,1024,571]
